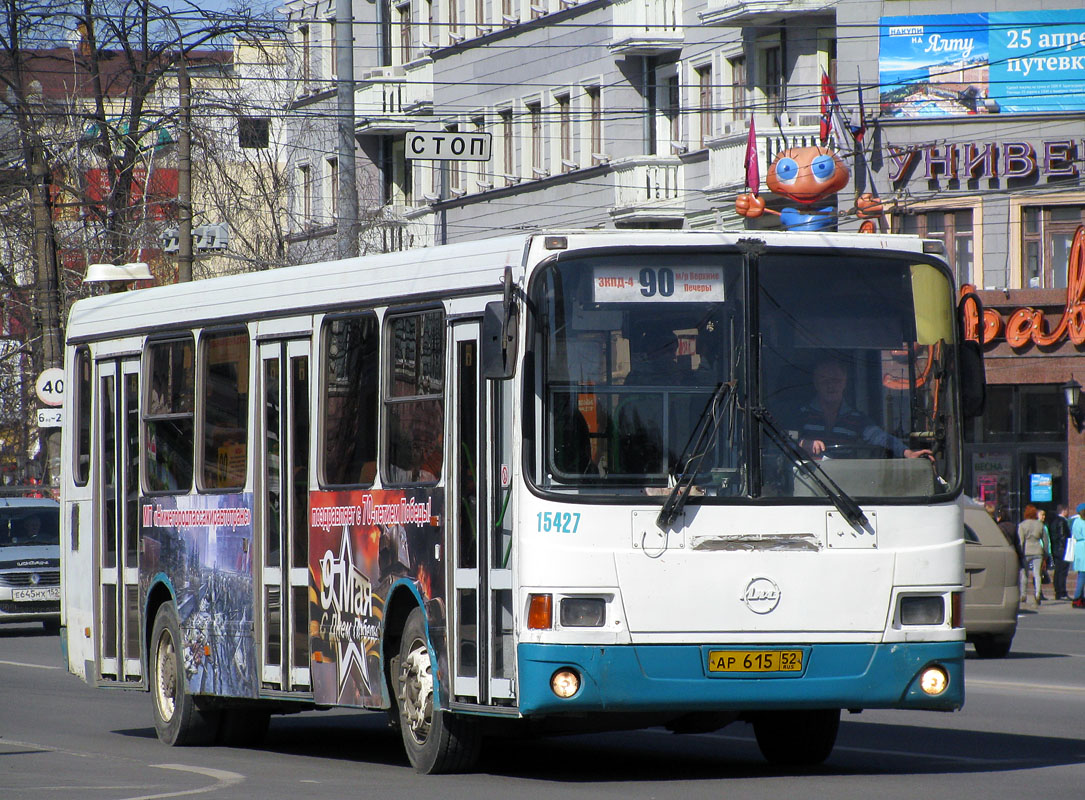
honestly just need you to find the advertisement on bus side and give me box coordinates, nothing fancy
[309,488,445,708]
[140,493,258,699]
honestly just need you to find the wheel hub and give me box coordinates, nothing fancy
[155,632,178,723]
[399,638,433,744]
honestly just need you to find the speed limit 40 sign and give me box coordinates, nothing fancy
[35,367,65,407]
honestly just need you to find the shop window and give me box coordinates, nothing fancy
[966,384,1064,444]
[897,209,973,286]
[1022,205,1085,289]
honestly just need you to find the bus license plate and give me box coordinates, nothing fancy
[707,649,803,673]
[12,587,60,602]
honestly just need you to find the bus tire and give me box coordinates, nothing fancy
[753,708,839,767]
[394,607,481,774]
[150,601,220,746]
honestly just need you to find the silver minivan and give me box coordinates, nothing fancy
[0,496,61,633]
[962,496,1019,658]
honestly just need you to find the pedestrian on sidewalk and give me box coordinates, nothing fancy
[1071,504,1085,608]
[1018,505,1048,606]
[1050,505,1072,600]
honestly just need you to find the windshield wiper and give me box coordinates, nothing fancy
[657,381,736,529]
[751,406,869,529]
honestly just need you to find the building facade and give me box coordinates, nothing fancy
[837,0,1085,517]
[277,0,1085,514]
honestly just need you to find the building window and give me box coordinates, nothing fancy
[966,384,1065,444]
[696,64,713,148]
[898,209,974,286]
[500,108,515,185]
[586,86,602,163]
[446,124,462,191]
[398,2,413,64]
[527,101,544,177]
[662,73,680,152]
[297,164,311,226]
[327,158,338,216]
[730,56,746,119]
[556,93,572,172]
[329,18,337,77]
[1023,205,1085,289]
[475,0,488,35]
[502,0,516,25]
[299,25,311,87]
[448,0,462,42]
[239,117,270,149]
[759,39,783,115]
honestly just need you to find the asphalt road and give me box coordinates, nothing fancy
[2,603,1084,799]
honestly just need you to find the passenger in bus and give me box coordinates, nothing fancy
[616,322,683,474]
[796,358,932,460]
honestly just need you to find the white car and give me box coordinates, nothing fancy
[0,496,61,634]
[961,496,1019,658]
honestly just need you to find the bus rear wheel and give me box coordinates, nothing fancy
[150,601,220,746]
[394,607,480,773]
[752,708,840,767]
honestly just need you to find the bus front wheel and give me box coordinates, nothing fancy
[150,601,220,746]
[394,607,480,773]
[752,708,840,766]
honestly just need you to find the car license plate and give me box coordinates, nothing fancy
[12,587,59,602]
[707,649,803,673]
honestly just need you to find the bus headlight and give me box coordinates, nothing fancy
[900,595,945,626]
[550,668,581,698]
[919,665,950,696]
[560,597,606,627]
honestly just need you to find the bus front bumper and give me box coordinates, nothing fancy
[516,641,964,716]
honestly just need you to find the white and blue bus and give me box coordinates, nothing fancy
[60,230,983,772]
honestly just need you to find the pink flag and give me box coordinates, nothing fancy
[744,117,759,193]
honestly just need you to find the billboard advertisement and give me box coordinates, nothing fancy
[880,10,1085,116]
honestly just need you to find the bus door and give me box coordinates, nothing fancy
[256,339,311,692]
[448,321,515,706]
[94,357,143,684]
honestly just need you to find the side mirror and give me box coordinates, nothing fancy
[960,339,986,418]
[482,299,518,379]
[957,290,986,418]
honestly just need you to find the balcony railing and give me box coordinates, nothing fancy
[610,156,685,222]
[706,119,825,193]
[355,61,433,135]
[610,0,683,55]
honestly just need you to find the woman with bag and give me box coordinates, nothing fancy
[1018,505,1048,606]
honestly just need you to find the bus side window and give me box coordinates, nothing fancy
[200,328,249,491]
[383,310,445,485]
[322,312,379,486]
[143,337,195,493]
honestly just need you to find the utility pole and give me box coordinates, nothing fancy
[177,54,193,281]
[336,0,359,259]
[29,157,62,488]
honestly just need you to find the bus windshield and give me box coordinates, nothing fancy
[531,249,960,501]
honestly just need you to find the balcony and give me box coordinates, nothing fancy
[706,117,823,194]
[701,0,833,26]
[354,61,433,136]
[609,156,685,223]
[610,0,683,56]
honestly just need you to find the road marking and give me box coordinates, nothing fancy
[967,677,1085,696]
[0,658,60,670]
[117,765,245,800]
